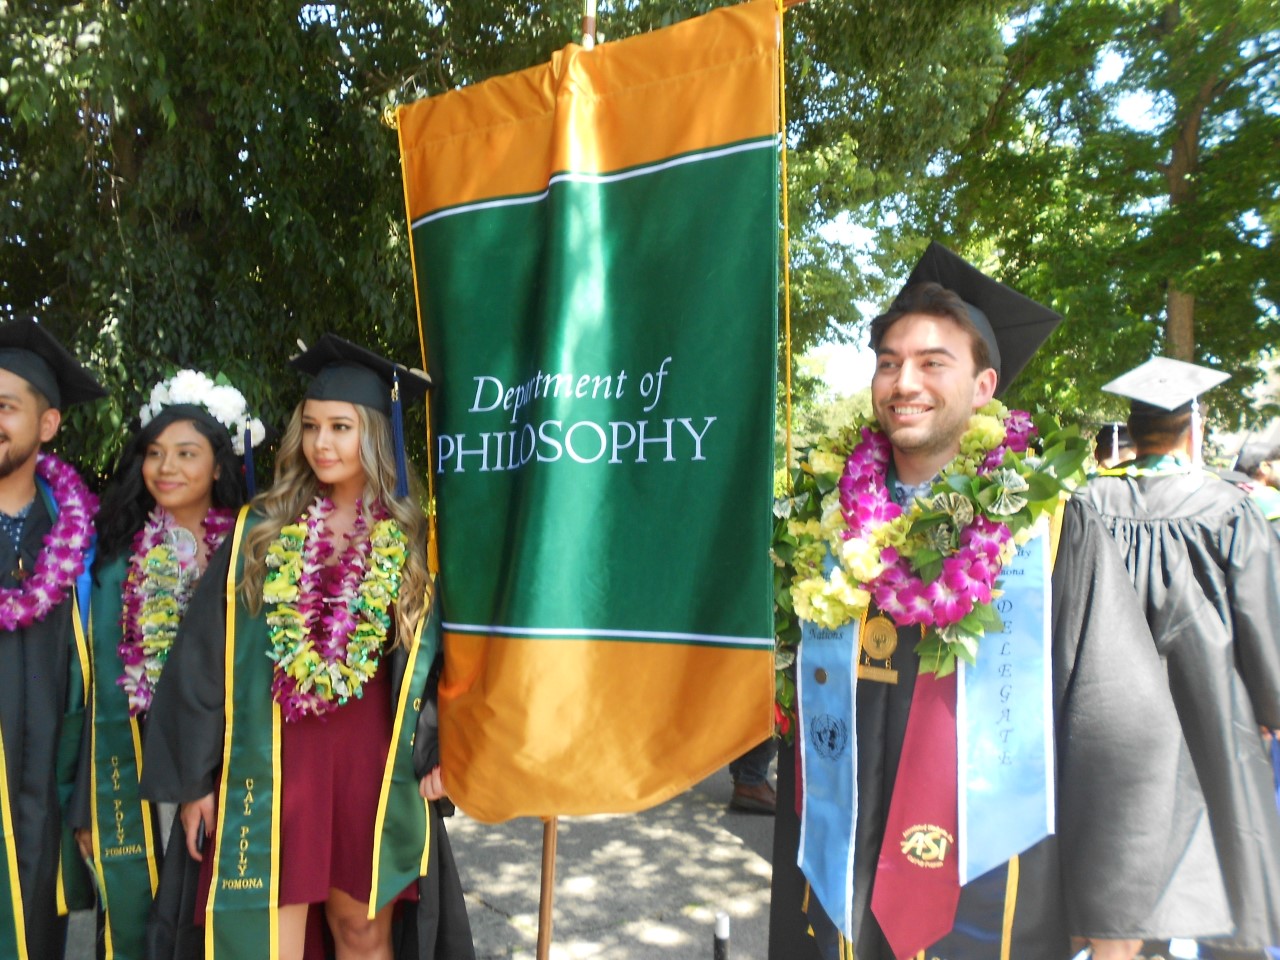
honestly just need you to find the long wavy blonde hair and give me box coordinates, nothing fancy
[239,400,431,646]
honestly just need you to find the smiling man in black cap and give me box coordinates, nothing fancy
[770,244,1217,960]
[0,318,105,958]
[1079,357,1280,960]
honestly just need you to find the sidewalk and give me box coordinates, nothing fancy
[66,765,776,959]
[451,765,775,960]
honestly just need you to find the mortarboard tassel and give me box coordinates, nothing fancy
[391,371,409,499]
[243,426,256,498]
[1191,397,1203,467]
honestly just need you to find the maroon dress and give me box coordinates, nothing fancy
[279,656,402,904]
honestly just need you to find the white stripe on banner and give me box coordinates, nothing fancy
[411,136,780,228]
[441,621,773,648]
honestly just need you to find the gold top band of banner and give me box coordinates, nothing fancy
[396,0,779,220]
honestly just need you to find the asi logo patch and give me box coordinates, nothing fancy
[808,713,849,761]
[898,824,954,869]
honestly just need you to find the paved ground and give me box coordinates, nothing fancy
[451,765,775,960]
[66,764,776,960]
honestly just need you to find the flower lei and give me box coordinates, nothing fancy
[116,507,236,716]
[264,497,409,722]
[0,453,96,632]
[773,395,1088,725]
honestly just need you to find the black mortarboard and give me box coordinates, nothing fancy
[1101,357,1229,416]
[290,335,431,497]
[289,335,431,416]
[872,242,1062,396]
[0,319,106,408]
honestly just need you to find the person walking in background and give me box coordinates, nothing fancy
[1094,422,1135,469]
[1079,357,1280,960]
[728,738,777,814]
[1228,441,1280,531]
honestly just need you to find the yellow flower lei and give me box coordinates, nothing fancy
[264,506,409,721]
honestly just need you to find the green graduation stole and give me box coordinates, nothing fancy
[0,730,28,958]
[56,585,95,918]
[87,555,161,960]
[206,507,437,959]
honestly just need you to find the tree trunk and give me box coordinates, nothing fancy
[1166,284,1195,360]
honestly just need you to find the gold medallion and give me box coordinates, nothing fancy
[860,614,898,660]
[858,614,899,684]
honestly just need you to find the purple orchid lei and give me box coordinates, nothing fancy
[268,496,394,722]
[837,409,1036,633]
[0,454,96,632]
[117,506,236,716]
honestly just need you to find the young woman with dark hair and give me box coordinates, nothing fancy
[70,370,264,960]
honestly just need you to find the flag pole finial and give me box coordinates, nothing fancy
[582,0,597,48]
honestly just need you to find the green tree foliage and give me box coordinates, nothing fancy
[2,1,447,479]
[875,0,1280,427]
[2,0,1016,478]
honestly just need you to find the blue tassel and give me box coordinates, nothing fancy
[391,372,409,499]
[243,427,256,498]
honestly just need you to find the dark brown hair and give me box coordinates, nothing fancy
[869,282,993,373]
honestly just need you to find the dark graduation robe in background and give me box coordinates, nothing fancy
[139,532,474,960]
[770,497,1227,960]
[0,496,93,959]
[1079,459,1280,953]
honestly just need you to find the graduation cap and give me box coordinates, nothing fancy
[872,242,1062,396]
[1100,356,1229,415]
[0,318,106,408]
[1095,422,1133,464]
[1102,357,1230,465]
[290,334,432,498]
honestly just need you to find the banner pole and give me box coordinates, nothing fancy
[582,0,597,48]
[536,816,559,960]
[776,0,795,491]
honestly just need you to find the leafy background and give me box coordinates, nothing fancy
[2,0,1276,483]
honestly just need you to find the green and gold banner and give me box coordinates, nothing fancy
[398,0,780,821]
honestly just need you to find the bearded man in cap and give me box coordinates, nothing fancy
[1079,359,1280,960]
[769,245,1220,960]
[0,318,105,958]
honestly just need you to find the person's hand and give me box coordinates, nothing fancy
[181,793,216,861]
[419,766,445,801]
[74,828,92,861]
[1087,938,1143,960]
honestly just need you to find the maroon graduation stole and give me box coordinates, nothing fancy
[870,670,961,959]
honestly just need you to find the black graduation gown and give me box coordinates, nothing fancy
[770,497,1224,960]
[0,496,83,958]
[138,535,475,960]
[1079,465,1280,952]
[0,496,98,960]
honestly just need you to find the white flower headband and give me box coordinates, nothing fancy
[140,370,266,456]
